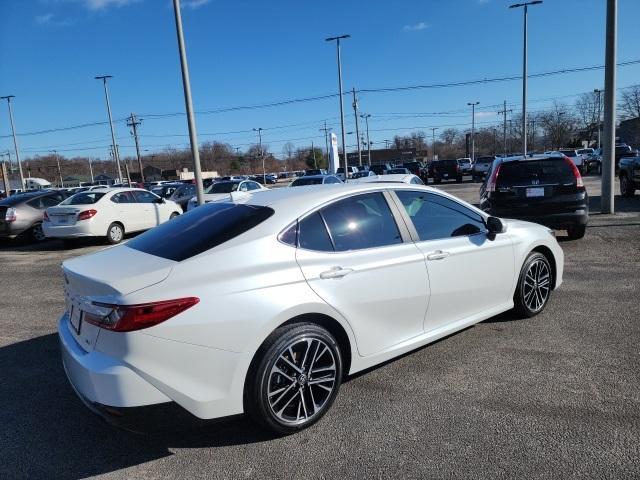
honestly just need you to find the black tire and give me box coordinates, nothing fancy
[245,322,343,435]
[170,212,180,219]
[456,176,463,183]
[620,175,636,197]
[513,252,553,318]
[106,222,124,245]
[567,225,586,240]
[31,223,46,242]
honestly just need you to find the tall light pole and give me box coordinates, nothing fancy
[172,0,205,205]
[253,127,265,183]
[594,88,602,150]
[1,95,25,189]
[360,114,372,165]
[467,102,479,161]
[430,127,439,161]
[52,150,64,187]
[94,76,123,183]
[325,34,350,175]
[509,1,543,157]
[602,0,617,214]
[351,88,362,166]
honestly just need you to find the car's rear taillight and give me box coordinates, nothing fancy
[78,209,97,221]
[85,297,199,332]
[486,164,502,192]
[43,211,50,222]
[5,207,17,222]
[563,155,584,188]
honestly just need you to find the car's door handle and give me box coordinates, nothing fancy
[427,250,450,260]
[319,267,354,279]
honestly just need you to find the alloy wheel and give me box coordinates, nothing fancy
[109,225,123,243]
[267,337,337,425]
[32,224,46,242]
[522,259,551,312]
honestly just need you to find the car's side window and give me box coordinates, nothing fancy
[239,182,249,192]
[111,192,133,204]
[320,192,402,251]
[298,212,333,251]
[410,177,424,185]
[248,182,261,191]
[325,176,340,184]
[132,191,158,203]
[41,196,61,208]
[396,191,486,241]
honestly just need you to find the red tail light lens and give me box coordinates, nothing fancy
[86,297,199,332]
[563,155,584,188]
[43,211,50,222]
[78,209,97,221]
[486,163,502,192]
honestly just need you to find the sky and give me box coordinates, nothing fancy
[1,0,640,162]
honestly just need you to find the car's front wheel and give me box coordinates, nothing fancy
[245,323,343,435]
[513,252,553,318]
[620,175,636,197]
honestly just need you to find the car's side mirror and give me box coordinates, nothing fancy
[486,216,505,237]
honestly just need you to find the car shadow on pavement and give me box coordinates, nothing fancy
[0,334,275,479]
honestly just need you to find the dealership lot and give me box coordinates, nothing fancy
[0,177,639,479]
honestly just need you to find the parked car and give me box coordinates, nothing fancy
[0,190,69,241]
[471,156,496,182]
[559,149,585,173]
[619,155,640,197]
[351,170,376,179]
[369,164,393,175]
[304,169,328,176]
[251,174,277,185]
[44,188,182,244]
[456,158,473,174]
[187,180,268,211]
[57,182,563,434]
[353,173,424,185]
[289,174,342,187]
[584,152,602,175]
[336,166,359,181]
[150,183,183,199]
[615,144,638,171]
[479,154,588,239]
[386,167,411,175]
[168,183,196,212]
[430,159,462,183]
[402,161,428,182]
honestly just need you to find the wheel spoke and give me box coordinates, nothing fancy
[270,381,297,408]
[299,387,309,419]
[280,354,303,374]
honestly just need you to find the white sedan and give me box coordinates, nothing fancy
[43,188,182,244]
[187,179,268,211]
[352,173,425,185]
[58,183,563,433]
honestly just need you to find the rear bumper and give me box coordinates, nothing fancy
[44,222,96,238]
[494,210,588,229]
[58,313,252,420]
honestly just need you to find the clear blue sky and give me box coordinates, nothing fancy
[1,0,639,161]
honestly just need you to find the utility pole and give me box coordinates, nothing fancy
[360,114,372,165]
[384,139,391,149]
[320,121,332,164]
[172,0,205,205]
[509,1,543,157]
[467,102,480,162]
[529,118,536,153]
[498,100,513,157]
[352,88,362,166]
[0,158,9,196]
[430,127,439,161]
[311,141,317,169]
[594,88,602,150]
[253,127,265,183]
[1,95,25,189]
[88,158,94,183]
[94,76,123,183]
[52,150,63,187]
[325,35,351,177]
[602,0,616,214]
[127,113,145,183]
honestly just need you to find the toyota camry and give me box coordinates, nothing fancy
[58,182,563,434]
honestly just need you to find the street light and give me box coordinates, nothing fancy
[325,34,350,175]
[0,95,25,189]
[360,114,372,165]
[467,102,480,161]
[509,0,543,157]
[94,76,123,182]
[253,127,265,183]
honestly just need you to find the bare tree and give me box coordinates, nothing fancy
[618,84,640,120]
[282,142,295,161]
[538,102,576,150]
[440,128,458,145]
[574,92,601,145]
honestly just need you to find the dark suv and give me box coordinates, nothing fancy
[619,155,640,197]
[402,161,428,182]
[429,159,462,183]
[479,155,588,239]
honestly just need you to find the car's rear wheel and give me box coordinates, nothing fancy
[31,223,46,242]
[245,323,343,435]
[456,176,463,183]
[567,225,586,240]
[170,212,180,219]
[513,252,552,318]
[620,175,636,197]
[106,222,124,245]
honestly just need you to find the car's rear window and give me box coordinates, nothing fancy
[496,159,575,186]
[61,192,106,205]
[125,203,274,261]
[475,157,494,164]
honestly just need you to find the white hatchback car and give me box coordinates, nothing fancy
[58,183,563,433]
[43,188,182,244]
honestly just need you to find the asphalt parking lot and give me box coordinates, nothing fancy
[1,176,639,479]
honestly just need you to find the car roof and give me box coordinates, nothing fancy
[295,174,334,179]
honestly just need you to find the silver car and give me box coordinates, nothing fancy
[0,190,68,241]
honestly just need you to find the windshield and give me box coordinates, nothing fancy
[60,192,106,205]
[292,177,323,186]
[206,182,239,194]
